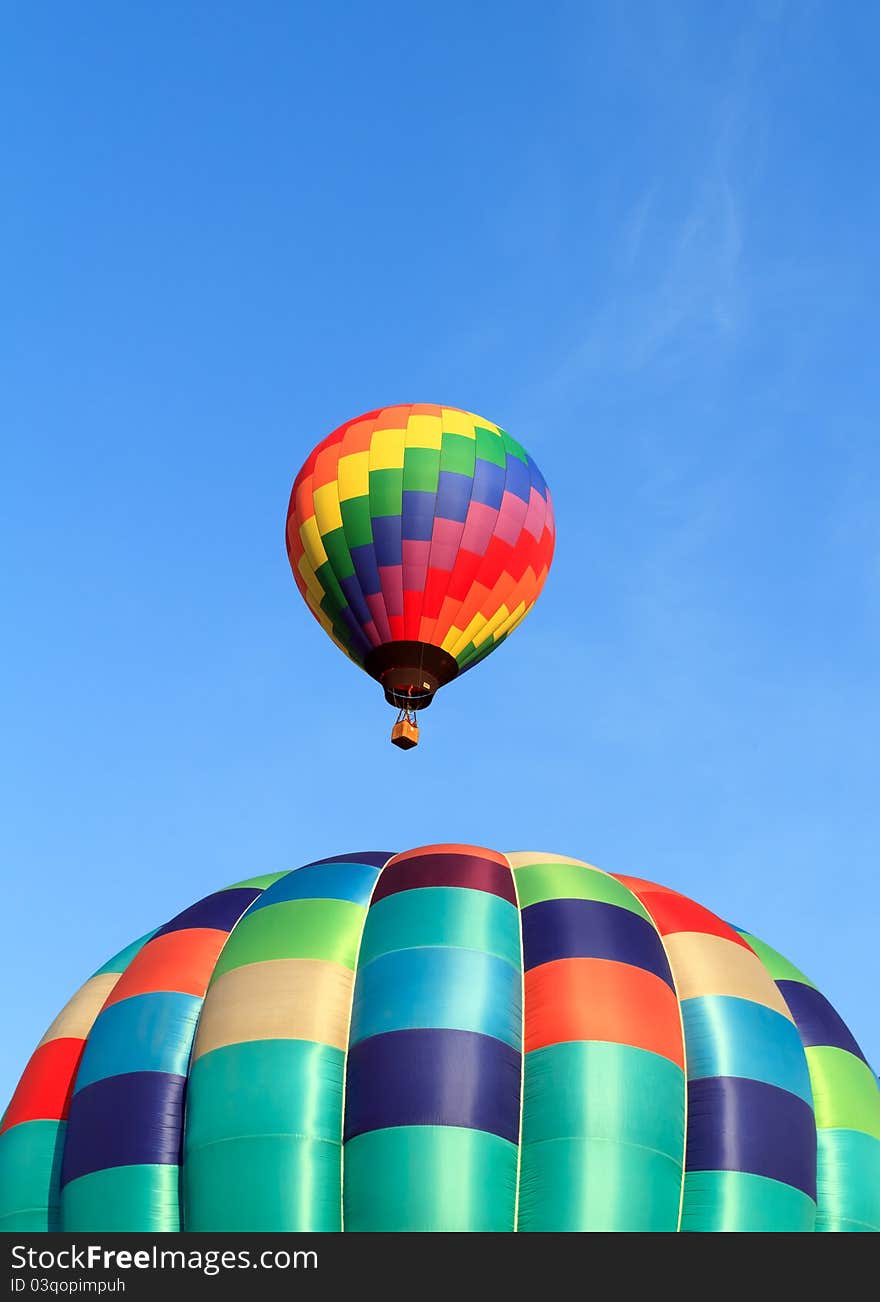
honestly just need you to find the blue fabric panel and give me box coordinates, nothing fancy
[344,1028,521,1144]
[685,1076,817,1197]
[349,545,382,596]
[247,861,380,912]
[73,993,202,1091]
[372,515,402,567]
[401,491,436,541]
[434,471,471,522]
[350,948,521,1048]
[152,889,260,938]
[62,1073,186,1184]
[307,851,395,870]
[470,459,505,509]
[682,996,814,1103]
[503,454,531,502]
[521,897,674,987]
[777,980,869,1063]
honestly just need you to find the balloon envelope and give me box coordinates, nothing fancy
[2,846,877,1232]
[286,405,555,708]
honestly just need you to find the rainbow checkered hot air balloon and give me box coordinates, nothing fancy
[1,846,877,1232]
[285,405,555,747]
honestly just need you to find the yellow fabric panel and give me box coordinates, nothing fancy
[488,598,529,643]
[440,408,478,437]
[369,427,406,470]
[37,973,119,1046]
[192,958,355,1058]
[404,413,443,448]
[337,451,370,500]
[313,481,343,533]
[299,514,328,568]
[504,852,599,870]
[665,932,795,1020]
[445,612,491,657]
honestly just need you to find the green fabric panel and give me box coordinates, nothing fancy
[521,1042,684,1157]
[517,1138,681,1231]
[340,495,373,547]
[211,899,363,978]
[322,526,355,579]
[680,1170,816,1232]
[343,1126,517,1231]
[357,887,521,969]
[475,426,506,467]
[185,1040,344,1151]
[806,1046,880,1138]
[222,870,290,891]
[185,1136,341,1231]
[439,432,476,476]
[0,1120,65,1230]
[61,1164,181,1231]
[513,860,651,919]
[402,446,441,492]
[92,931,156,976]
[368,468,402,516]
[816,1129,880,1232]
[736,932,817,988]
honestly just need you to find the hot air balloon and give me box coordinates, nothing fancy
[2,845,877,1232]
[286,405,555,748]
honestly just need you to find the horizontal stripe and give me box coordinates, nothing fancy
[664,932,795,1018]
[37,975,118,1046]
[343,1126,517,1232]
[777,980,868,1062]
[211,899,364,977]
[522,1040,684,1155]
[184,1134,342,1232]
[152,888,261,938]
[0,1120,65,1230]
[681,1169,817,1232]
[185,1040,345,1150]
[805,1046,880,1137]
[193,958,354,1056]
[61,1163,180,1233]
[816,1128,880,1232]
[685,1076,816,1196]
[624,886,750,947]
[62,1072,186,1183]
[73,993,202,1091]
[521,897,674,986]
[517,1137,682,1232]
[103,929,227,1006]
[1,1039,83,1131]
[372,852,516,905]
[524,958,684,1066]
[511,857,651,918]
[681,996,813,1102]
[91,932,156,977]
[246,861,379,911]
[344,1029,521,1143]
[357,886,520,968]
[735,931,817,987]
[350,948,521,1048]
[306,850,394,870]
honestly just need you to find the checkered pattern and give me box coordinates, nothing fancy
[285,404,555,672]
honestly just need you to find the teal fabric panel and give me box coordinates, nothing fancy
[343,1126,517,1231]
[61,1163,180,1231]
[186,1135,342,1231]
[247,861,379,911]
[681,1170,816,1232]
[358,887,520,968]
[0,1120,65,1230]
[815,1128,880,1231]
[517,1136,681,1231]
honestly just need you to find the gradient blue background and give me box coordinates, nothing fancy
[2,2,877,1104]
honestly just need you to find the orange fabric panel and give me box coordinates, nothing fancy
[1,1038,84,1131]
[102,928,227,1006]
[524,957,684,1068]
[615,875,751,948]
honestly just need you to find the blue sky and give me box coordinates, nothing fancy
[2,2,878,1103]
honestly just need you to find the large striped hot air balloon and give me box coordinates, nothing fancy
[1,846,877,1232]
[286,405,555,747]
